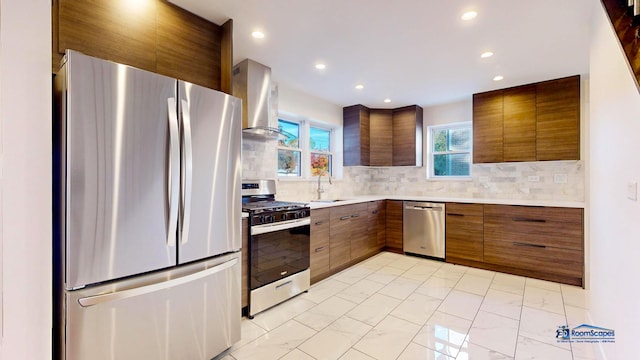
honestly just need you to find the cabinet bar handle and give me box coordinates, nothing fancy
[512,217,546,223]
[340,215,351,220]
[512,242,546,249]
[372,210,379,214]
[448,213,465,217]
[314,221,326,225]
[351,214,360,218]
[314,246,325,252]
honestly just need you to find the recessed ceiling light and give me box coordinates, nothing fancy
[384,98,391,103]
[251,31,265,39]
[315,63,326,70]
[355,84,364,90]
[480,51,494,58]
[461,11,478,21]
[493,75,504,81]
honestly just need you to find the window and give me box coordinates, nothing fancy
[428,122,472,179]
[277,120,301,176]
[277,118,335,178]
[310,127,332,176]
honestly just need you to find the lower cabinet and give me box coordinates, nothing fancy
[310,208,331,282]
[369,201,386,251]
[241,217,248,308]
[483,204,584,286]
[445,203,484,262]
[445,203,585,287]
[385,200,403,252]
[330,203,368,269]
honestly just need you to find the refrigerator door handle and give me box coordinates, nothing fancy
[77,257,239,307]
[167,97,180,247]
[180,99,193,245]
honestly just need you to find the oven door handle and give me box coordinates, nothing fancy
[251,218,310,235]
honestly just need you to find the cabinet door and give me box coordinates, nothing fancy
[370,110,393,166]
[343,105,370,166]
[368,201,386,251]
[503,85,536,162]
[330,206,354,269]
[349,207,371,260]
[310,208,331,279]
[445,203,484,262]
[241,218,248,308]
[385,200,403,252]
[473,90,504,163]
[536,76,580,161]
[392,106,423,166]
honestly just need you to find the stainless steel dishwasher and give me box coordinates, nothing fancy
[403,201,445,259]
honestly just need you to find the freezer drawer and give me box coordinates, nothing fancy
[62,253,241,360]
[403,201,445,259]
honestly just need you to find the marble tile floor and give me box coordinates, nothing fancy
[216,252,601,360]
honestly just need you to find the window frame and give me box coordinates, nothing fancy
[276,119,303,177]
[427,121,473,180]
[277,116,336,179]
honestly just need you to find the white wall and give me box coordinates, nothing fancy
[277,83,343,126]
[0,0,52,359]
[589,4,640,359]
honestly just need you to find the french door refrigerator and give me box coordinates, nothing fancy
[53,50,242,360]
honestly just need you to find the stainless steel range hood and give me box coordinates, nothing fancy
[232,59,286,139]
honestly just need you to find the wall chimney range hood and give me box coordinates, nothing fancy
[232,59,286,139]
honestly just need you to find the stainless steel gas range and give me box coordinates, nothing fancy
[241,179,311,318]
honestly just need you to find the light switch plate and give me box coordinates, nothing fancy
[528,175,540,182]
[554,174,568,184]
[628,181,638,201]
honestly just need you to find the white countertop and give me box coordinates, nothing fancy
[306,195,585,209]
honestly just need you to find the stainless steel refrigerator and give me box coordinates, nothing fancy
[53,50,242,360]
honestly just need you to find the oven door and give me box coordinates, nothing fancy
[250,218,310,290]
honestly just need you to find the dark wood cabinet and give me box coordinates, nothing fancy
[385,200,403,253]
[241,218,248,308]
[392,106,423,166]
[503,85,537,162]
[445,203,484,263]
[310,208,331,282]
[473,76,580,163]
[329,203,369,269]
[473,90,504,163]
[483,204,584,286]
[53,0,230,92]
[368,201,386,251]
[536,76,581,161]
[343,105,370,166]
[343,105,422,166]
[369,110,393,166]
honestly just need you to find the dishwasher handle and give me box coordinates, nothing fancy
[405,205,444,211]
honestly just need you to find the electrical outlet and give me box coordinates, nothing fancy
[628,181,638,201]
[528,175,540,182]
[554,174,568,184]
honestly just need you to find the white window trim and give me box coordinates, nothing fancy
[426,121,473,181]
[277,115,339,180]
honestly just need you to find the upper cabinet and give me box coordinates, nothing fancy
[344,104,423,166]
[52,0,232,92]
[473,75,580,163]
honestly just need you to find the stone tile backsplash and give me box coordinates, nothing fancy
[242,137,585,202]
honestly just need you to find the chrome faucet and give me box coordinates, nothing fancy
[316,172,332,200]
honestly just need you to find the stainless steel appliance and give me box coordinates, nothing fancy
[241,179,310,318]
[53,50,242,360]
[232,59,286,138]
[403,201,446,260]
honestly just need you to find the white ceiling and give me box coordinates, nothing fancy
[169,0,596,108]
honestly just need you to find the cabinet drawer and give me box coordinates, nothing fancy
[446,203,484,217]
[311,208,330,277]
[484,204,583,224]
[312,208,331,229]
[484,240,583,278]
[331,203,368,221]
[310,242,330,277]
